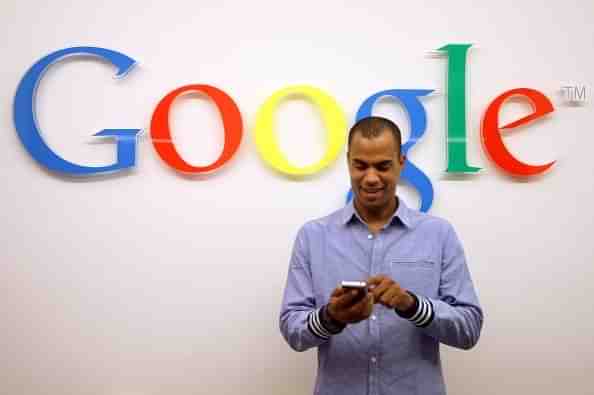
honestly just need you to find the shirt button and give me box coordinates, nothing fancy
[367,234,373,239]
[371,357,377,363]
[371,315,377,320]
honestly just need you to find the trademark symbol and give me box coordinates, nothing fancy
[560,85,588,105]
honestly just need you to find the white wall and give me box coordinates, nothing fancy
[1,1,593,394]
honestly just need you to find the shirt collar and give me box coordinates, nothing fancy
[341,197,412,228]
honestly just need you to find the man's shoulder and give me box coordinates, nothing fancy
[405,206,455,236]
[296,206,345,236]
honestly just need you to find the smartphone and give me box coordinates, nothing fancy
[341,281,368,290]
[341,281,368,303]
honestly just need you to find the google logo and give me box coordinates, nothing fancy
[13,45,556,212]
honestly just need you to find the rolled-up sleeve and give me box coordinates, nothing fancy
[279,226,331,352]
[420,222,484,350]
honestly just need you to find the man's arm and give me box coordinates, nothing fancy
[279,227,342,352]
[369,221,483,350]
[412,222,484,350]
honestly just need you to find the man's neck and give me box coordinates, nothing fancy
[354,197,399,232]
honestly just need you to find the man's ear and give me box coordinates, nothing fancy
[399,154,406,166]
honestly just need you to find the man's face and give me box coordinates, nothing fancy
[348,129,405,212]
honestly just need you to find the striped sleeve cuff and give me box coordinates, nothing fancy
[307,307,341,340]
[395,292,435,328]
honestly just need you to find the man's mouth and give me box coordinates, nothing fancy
[361,188,384,196]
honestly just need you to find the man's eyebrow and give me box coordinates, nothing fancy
[352,159,393,166]
[376,160,393,166]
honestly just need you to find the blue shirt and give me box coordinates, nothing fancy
[279,198,483,395]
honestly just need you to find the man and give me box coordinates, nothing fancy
[279,116,483,395]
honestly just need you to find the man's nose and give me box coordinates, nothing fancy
[363,169,380,185]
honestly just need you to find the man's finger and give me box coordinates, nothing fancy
[349,293,374,317]
[367,275,387,286]
[380,287,400,306]
[331,287,346,298]
[363,293,375,316]
[333,289,364,309]
[370,278,393,301]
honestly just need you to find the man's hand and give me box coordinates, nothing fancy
[326,286,374,325]
[367,274,415,312]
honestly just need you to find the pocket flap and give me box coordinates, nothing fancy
[391,257,435,266]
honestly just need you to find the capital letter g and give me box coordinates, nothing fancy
[13,47,141,175]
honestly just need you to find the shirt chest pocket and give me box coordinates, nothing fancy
[389,257,439,298]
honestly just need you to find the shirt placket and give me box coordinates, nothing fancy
[367,229,382,395]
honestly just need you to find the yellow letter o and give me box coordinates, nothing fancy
[254,85,347,176]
